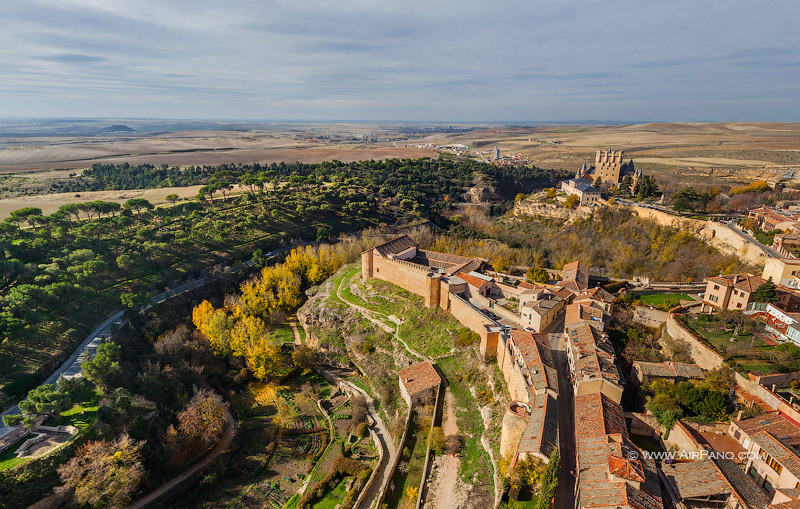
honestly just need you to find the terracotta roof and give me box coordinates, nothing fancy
[413,250,482,275]
[706,273,766,293]
[577,287,616,304]
[459,271,490,290]
[633,361,705,380]
[371,235,417,257]
[398,361,441,396]
[553,286,576,300]
[751,430,800,477]
[565,301,607,328]
[508,330,558,394]
[567,323,622,387]
[772,501,800,509]
[576,433,663,509]
[557,279,587,292]
[715,457,772,508]
[734,412,800,447]
[517,393,559,459]
[574,392,626,439]
[563,261,589,281]
[664,458,769,508]
[733,386,773,413]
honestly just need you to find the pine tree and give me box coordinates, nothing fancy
[752,278,778,303]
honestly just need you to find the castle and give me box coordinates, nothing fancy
[575,148,641,186]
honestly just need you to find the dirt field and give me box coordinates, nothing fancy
[430,122,800,184]
[3,121,799,191]
[0,128,435,172]
[0,184,212,219]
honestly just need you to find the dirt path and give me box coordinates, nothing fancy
[314,365,396,509]
[289,320,302,345]
[335,268,426,362]
[425,389,467,509]
[130,407,237,509]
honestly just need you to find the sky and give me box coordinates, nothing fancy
[1,0,799,122]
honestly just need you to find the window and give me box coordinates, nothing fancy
[714,284,720,290]
[734,430,741,441]
[759,449,779,474]
[749,466,759,478]
[737,303,742,309]
[764,475,775,493]
[710,295,719,303]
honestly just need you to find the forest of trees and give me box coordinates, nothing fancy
[0,157,567,401]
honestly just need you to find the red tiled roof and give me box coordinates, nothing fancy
[508,330,558,394]
[574,392,626,439]
[706,273,766,293]
[734,412,800,447]
[398,361,441,396]
[369,235,417,257]
[459,271,490,290]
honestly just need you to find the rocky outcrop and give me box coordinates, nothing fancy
[512,193,592,222]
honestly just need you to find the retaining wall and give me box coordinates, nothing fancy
[665,312,726,370]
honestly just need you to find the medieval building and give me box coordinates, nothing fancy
[575,149,642,186]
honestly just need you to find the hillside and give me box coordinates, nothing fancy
[0,158,565,406]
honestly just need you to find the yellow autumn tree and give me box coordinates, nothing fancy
[229,315,266,357]
[246,340,283,381]
[192,300,214,334]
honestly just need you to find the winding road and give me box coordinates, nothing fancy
[0,277,209,440]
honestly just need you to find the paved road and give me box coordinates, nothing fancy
[0,276,212,439]
[550,333,576,509]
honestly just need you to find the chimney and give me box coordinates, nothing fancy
[737,410,743,421]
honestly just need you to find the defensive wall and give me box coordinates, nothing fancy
[362,244,552,472]
[626,205,768,268]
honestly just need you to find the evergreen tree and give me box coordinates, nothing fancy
[752,277,778,303]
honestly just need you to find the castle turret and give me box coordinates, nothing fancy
[361,249,373,279]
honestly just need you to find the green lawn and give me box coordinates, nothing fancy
[337,265,457,357]
[45,386,102,431]
[268,323,297,346]
[312,476,352,509]
[0,440,28,471]
[638,293,693,311]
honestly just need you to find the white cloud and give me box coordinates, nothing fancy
[0,0,798,120]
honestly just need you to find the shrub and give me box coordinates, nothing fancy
[455,328,479,347]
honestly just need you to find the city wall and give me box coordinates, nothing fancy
[626,206,768,268]
[448,292,499,358]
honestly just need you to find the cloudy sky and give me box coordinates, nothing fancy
[1,0,798,121]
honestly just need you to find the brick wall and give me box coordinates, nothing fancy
[448,292,498,358]
[370,253,435,302]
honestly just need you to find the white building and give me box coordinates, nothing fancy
[560,178,601,206]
